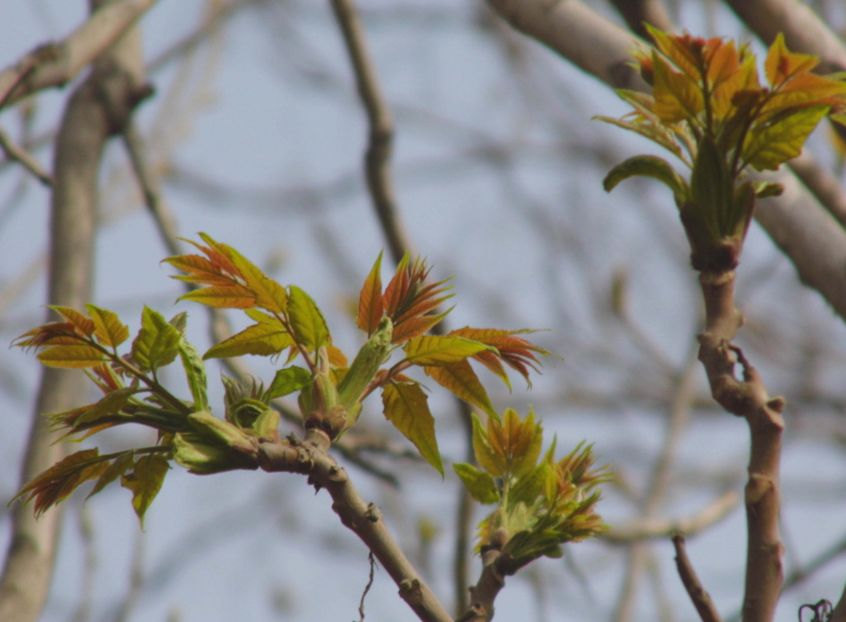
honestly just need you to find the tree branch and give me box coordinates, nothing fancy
[673,535,722,622]
[0,0,159,110]
[0,3,151,620]
[258,430,452,622]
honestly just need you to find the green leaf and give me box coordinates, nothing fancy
[37,345,106,368]
[87,451,135,499]
[453,463,499,504]
[265,366,311,400]
[402,335,490,366]
[509,461,553,508]
[690,136,731,236]
[178,336,208,410]
[287,285,330,353]
[424,360,496,417]
[224,243,288,313]
[132,307,181,371]
[471,414,504,477]
[121,453,169,526]
[85,304,129,349]
[743,105,829,171]
[602,155,689,206]
[204,322,293,359]
[382,381,443,476]
[74,387,136,428]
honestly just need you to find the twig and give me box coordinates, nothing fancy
[672,535,722,622]
[329,0,412,263]
[604,490,739,544]
[0,0,160,109]
[358,551,377,621]
[0,127,51,186]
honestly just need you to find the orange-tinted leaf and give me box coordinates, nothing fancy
[14,322,85,350]
[424,360,496,417]
[391,309,451,344]
[382,381,443,475]
[765,33,818,86]
[49,306,95,336]
[85,304,129,349]
[646,24,700,80]
[14,449,107,516]
[37,345,106,368]
[203,321,293,359]
[403,335,490,366]
[164,254,233,286]
[178,285,256,309]
[224,244,287,313]
[652,53,704,123]
[357,252,384,335]
[472,414,505,476]
[450,327,546,386]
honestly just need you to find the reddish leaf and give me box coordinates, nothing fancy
[357,252,385,335]
[85,304,129,349]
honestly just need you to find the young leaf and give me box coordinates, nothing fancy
[73,387,136,428]
[132,307,181,371]
[265,366,311,400]
[204,322,293,359]
[13,449,107,516]
[602,155,689,206]
[178,335,208,410]
[357,252,384,335]
[85,304,129,349]
[49,306,95,336]
[37,345,106,369]
[178,284,256,309]
[287,285,330,353]
[223,243,288,313]
[382,381,443,476]
[121,453,169,525]
[402,335,490,366]
[472,414,505,477]
[87,451,135,499]
[453,463,500,504]
[742,105,829,171]
[424,360,496,418]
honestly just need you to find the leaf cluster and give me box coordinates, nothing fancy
[454,409,607,571]
[597,27,846,271]
[12,234,552,521]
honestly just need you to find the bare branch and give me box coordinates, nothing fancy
[0,127,51,186]
[0,3,150,620]
[329,0,413,263]
[672,535,722,622]
[0,0,160,110]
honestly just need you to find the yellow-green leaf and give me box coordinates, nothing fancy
[203,321,293,359]
[49,305,95,336]
[382,381,443,476]
[453,463,499,504]
[38,345,106,368]
[132,307,181,371]
[403,335,490,366]
[178,336,208,410]
[74,387,136,427]
[85,304,129,349]
[225,244,288,313]
[471,414,505,477]
[121,453,169,526]
[743,105,829,171]
[287,285,330,353]
[178,285,256,309]
[424,360,496,417]
[602,154,688,206]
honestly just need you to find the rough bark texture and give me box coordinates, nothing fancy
[0,3,151,621]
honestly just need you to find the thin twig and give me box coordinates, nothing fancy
[0,128,51,186]
[672,535,722,622]
[358,551,377,621]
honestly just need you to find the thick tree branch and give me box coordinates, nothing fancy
[0,4,150,620]
[258,430,452,622]
[0,0,159,109]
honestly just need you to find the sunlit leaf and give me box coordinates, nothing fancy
[424,360,496,417]
[287,285,330,353]
[178,336,208,410]
[764,33,818,87]
[472,414,505,477]
[178,285,256,309]
[402,335,490,366]
[453,463,499,504]
[743,105,829,171]
[37,345,106,369]
[224,243,288,313]
[357,252,384,335]
[132,306,181,371]
[49,306,95,336]
[382,381,443,476]
[652,53,704,123]
[204,322,293,359]
[85,304,129,349]
[163,253,232,286]
[121,453,169,525]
